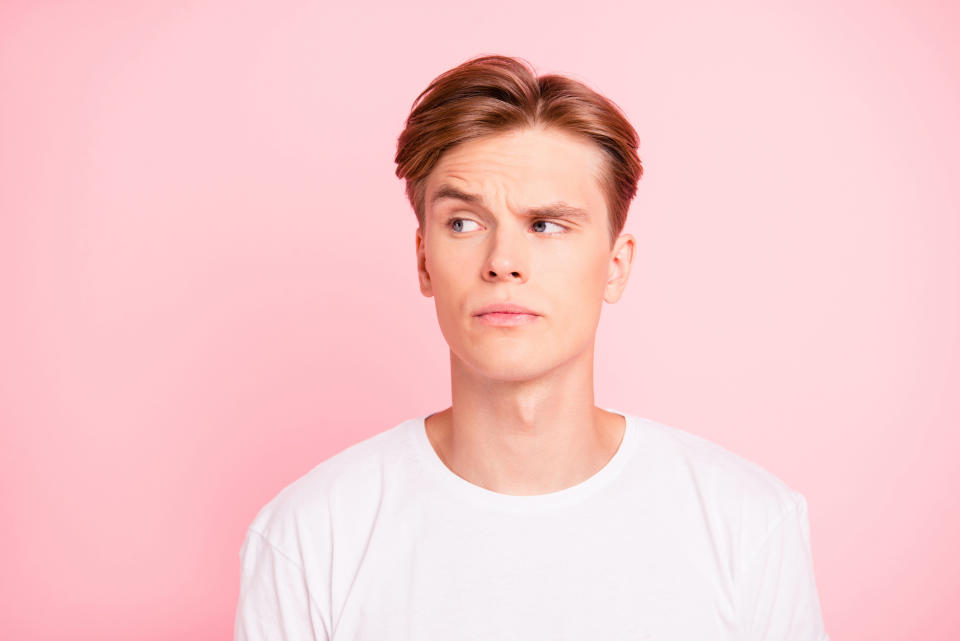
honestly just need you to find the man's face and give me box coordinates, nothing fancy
[415,126,634,382]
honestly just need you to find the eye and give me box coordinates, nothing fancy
[532,220,566,234]
[447,217,481,233]
[445,217,567,234]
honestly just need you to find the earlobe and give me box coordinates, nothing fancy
[604,234,635,304]
[419,264,433,297]
[416,227,433,298]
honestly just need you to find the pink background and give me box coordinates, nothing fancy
[2,1,958,639]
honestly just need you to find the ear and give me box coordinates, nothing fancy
[603,233,635,304]
[416,226,434,297]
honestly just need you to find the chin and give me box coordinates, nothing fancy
[459,348,556,382]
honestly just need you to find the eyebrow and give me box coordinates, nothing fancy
[430,184,591,221]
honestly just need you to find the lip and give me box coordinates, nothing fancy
[473,303,540,316]
[473,302,541,328]
[475,312,540,327]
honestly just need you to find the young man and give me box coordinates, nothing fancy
[235,55,830,640]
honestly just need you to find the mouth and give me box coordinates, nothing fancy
[474,311,541,327]
[473,302,540,316]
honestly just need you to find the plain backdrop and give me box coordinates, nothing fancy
[2,0,958,639]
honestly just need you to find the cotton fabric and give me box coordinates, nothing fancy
[234,410,829,640]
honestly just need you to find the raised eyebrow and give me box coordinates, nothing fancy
[522,204,591,221]
[431,185,484,207]
[431,185,589,221]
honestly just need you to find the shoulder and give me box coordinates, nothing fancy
[244,416,420,556]
[630,415,807,548]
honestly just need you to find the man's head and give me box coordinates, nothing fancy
[395,55,642,248]
[394,55,643,382]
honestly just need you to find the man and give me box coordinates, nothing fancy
[234,55,830,640]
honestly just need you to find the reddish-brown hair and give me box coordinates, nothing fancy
[394,54,643,247]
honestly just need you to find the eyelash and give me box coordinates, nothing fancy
[444,217,568,234]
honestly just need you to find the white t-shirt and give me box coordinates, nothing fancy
[234,410,830,641]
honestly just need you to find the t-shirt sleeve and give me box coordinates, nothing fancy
[738,493,831,641]
[234,528,330,641]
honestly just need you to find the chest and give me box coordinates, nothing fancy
[323,501,741,641]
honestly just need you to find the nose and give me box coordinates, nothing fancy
[482,224,528,283]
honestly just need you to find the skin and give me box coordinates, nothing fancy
[416,124,636,496]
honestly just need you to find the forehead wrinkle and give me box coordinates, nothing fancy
[431,181,591,221]
[427,132,604,221]
[429,167,513,214]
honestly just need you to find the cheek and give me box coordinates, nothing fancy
[555,254,608,325]
[430,243,473,289]
[556,249,608,292]
[427,243,475,324]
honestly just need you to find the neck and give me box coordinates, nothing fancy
[424,345,625,496]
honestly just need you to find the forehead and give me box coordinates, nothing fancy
[425,127,607,212]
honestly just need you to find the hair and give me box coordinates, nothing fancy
[394,54,643,247]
